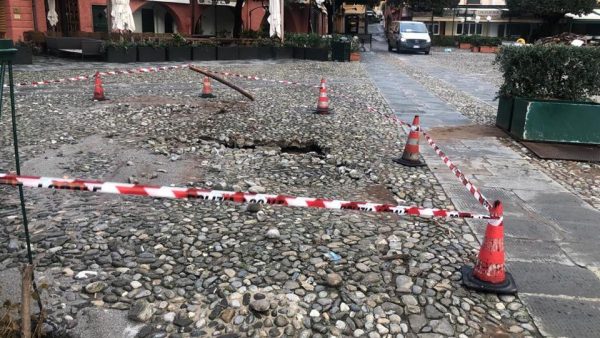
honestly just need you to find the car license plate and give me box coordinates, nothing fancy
[414,45,420,48]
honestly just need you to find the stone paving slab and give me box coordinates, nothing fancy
[520,294,600,338]
[364,46,600,336]
[509,262,600,297]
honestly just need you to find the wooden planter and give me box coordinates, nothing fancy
[167,46,192,61]
[14,46,33,64]
[217,46,238,60]
[137,46,166,62]
[273,47,293,59]
[496,96,514,131]
[510,97,600,144]
[350,52,361,62]
[459,42,472,49]
[105,46,137,63]
[192,46,217,60]
[479,45,499,53]
[304,47,329,61]
[238,46,259,60]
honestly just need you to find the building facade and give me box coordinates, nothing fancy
[1,0,328,41]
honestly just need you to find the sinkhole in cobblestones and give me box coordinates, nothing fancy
[200,137,327,156]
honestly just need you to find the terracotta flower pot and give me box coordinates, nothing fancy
[350,52,361,62]
[459,42,472,49]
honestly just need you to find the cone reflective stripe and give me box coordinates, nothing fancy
[461,200,517,294]
[315,78,331,114]
[393,115,425,167]
[201,77,215,98]
[93,72,106,101]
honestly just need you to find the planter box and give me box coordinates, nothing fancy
[496,96,514,131]
[137,46,166,62]
[238,46,259,60]
[14,46,33,64]
[217,46,239,60]
[192,46,217,60]
[167,46,192,61]
[459,43,472,49]
[350,52,361,62]
[105,46,137,63]
[479,45,498,53]
[332,41,350,61]
[273,47,293,59]
[257,46,273,59]
[293,47,306,59]
[471,46,480,53]
[305,47,329,61]
[510,97,600,144]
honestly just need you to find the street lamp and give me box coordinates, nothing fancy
[486,15,492,36]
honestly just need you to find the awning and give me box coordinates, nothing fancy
[197,0,233,6]
[566,10,600,22]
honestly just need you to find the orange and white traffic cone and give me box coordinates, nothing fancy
[462,200,517,294]
[93,72,107,101]
[315,78,332,114]
[201,76,215,98]
[393,115,425,167]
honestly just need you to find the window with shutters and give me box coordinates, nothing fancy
[0,0,7,38]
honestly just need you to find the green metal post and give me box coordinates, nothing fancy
[0,42,43,313]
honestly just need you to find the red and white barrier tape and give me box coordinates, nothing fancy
[0,173,497,220]
[4,64,190,88]
[420,131,492,212]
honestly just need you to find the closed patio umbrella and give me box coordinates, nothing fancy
[268,0,282,38]
[111,0,136,32]
[47,0,58,27]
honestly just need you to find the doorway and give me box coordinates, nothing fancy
[92,5,108,32]
[164,12,174,33]
[142,8,155,33]
[57,0,80,35]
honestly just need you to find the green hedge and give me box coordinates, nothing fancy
[431,35,456,47]
[496,45,600,101]
[458,35,500,46]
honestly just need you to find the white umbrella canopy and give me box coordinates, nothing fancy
[268,0,282,38]
[111,0,136,32]
[47,0,59,27]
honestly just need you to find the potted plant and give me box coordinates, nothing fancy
[288,34,307,59]
[14,41,34,64]
[349,36,361,62]
[273,39,293,59]
[167,33,192,61]
[217,43,239,60]
[304,33,329,61]
[469,35,481,52]
[104,39,137,63]
[255,38,275,59]
[137,39,166,62]
[495,45,600,144]
[478,37,501,53]
[458,35,473,49]
[192,39,217,61]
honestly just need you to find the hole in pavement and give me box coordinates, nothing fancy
[198,137,327,156]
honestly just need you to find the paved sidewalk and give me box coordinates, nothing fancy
[364,49,600,337]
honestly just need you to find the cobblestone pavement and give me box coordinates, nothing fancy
[1,58,538,337]
[365,31,600,338]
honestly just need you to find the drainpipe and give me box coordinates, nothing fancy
[31,0,38,31]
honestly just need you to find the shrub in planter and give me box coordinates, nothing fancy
[432,35,456,47]
[495,45,600,142]
[166,33,192,61]
[192,40,217,61]
[273,45,293,59]
[254,38,275,59]
[349,36,361,62]
[104,40,137,63]
[304,33,329,61]
[137,40,166,62]
[474,36,501,53]
[458,35,475,49]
